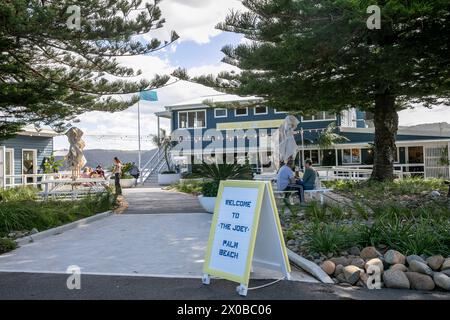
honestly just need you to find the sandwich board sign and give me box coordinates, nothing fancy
[202,180,291,296]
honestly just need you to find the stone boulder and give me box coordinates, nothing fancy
[330,257,350,267]
[334,264,344,277]
[321,260,336,276]
[343,265,362,285]
[383,269,410,289]
[409,260,433,276]
[365,258,384,274]
[433,272,450,291]
[426,255,445,271]
[406,255,426,266]
[360,246,382,260]
[390,264,408,272]
[351,257,366,269]
[442,258,450,271]
[384,250,406,265]
[405,272,435,291]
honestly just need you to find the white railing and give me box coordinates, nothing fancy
[140,147,168,183]
[4,173,71,189]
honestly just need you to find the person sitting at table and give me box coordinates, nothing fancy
[277,158,305,203]
[91,165,105,179]
[81,167,91,178]
[298,159,317,191]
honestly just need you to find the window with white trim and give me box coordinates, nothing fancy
[178,110,206,129]
[342,148,361,164]
[254,106,268,115]
[214,108,227,118]
[302,111,336,122]
[274,109,286,114]
[235,107,248,117]
[304,149,320,165]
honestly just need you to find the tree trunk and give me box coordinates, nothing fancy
[371,94,398,182]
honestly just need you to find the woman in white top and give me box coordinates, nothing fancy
[112,157,123,196]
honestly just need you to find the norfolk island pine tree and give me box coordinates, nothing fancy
[173,0,450,181]
[0,0,179,139]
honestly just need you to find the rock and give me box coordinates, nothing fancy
[349,246,361,256]
[330,257,350,267]
[426,255,445,271]
[360,246,382,260]
[390,264,408,272]
[407,255,426,266]
[383,269,410,289]
[7,232,16,238]
[384,250,406,265]
[334,264,344,277]
[30,228,38,235]
[405,272,435,291]
[442,258,450,271]
[351,257,366,269]
[359,272,369,287]
[441,269,450,277]
[409,260,433,276]
[336,273,347,284]
[365,258,384,274]
[321,260,336,276]
[433,272,450,291]
[287,239,295,246]
[326,252,334,259]
[339,251,349,256]
[343,265,362,285]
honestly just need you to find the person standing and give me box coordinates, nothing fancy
[112,157,123,196]
[129,162,140,187]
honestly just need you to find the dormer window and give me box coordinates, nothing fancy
[235,107,248,117]
[254,106,268,115]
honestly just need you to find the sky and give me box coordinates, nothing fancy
[53,0,450,150]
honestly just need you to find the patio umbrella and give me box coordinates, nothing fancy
[272,115,300,171]
[66,127,87,179]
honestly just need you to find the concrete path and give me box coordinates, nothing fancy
[0,187,316,283]
[124,187,206,214]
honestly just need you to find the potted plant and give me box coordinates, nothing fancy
[198,181,219,213]
[109,162,136,188]
[153,129,180,185]
[196,161,253,213]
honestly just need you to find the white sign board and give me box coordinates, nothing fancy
[203,180,291,296]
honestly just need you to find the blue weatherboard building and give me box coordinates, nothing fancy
[155,94,450,179]
[0,126,59,188]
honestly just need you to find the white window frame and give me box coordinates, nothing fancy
[234,107,248,117]
[303,149,321,165]
[178,110,207,129]
[302,112,336,122]
[254,106,268,115]
[5,148,14,186]
[214,108,228,118]
[274,109,286,114]
[22,149,37,184]
[341,148,362,165]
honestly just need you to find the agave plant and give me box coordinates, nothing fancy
[195,161,253,183]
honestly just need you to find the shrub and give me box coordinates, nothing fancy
[194,161,253,183]
[0,187,38,202]
[202,181,220,197]
[304,222,354,254]
[172,180,203,195]
[0,238,16,254]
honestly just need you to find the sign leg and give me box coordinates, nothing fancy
[202,274,211,285]
[236,284,248,297]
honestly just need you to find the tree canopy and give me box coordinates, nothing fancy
[175,0,450,181]
[0,0,178,138]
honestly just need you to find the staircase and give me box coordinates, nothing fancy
[140,147,172,185]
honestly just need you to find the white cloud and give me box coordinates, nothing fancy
[142,0,245,44]
[398,104,450,127]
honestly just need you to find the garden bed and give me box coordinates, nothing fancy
[0,187,118,254]
[280,178,450,291]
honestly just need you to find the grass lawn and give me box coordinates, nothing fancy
[0,187,118,254]
[281,178,450,261]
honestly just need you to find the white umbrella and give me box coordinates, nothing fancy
[65,127,87,179]
[272,115,300,171]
